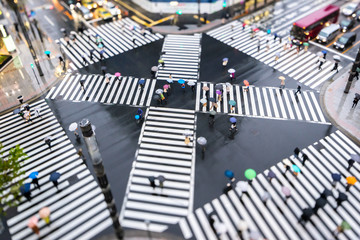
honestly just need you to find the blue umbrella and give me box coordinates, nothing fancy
[229,117,237,123]
[20,183,31,194]
[267,170,276,179]
[135,115,140,120]
[225,170,234,178]
[331,173,341,182]
[49,172,61,181]
[223,58,228,61]
[321,50,327,54]
[178,79,185,84]
[138,79,145,84]
[44,50,51,55]
[29,172,39,179]
[292,165,301,173]
[13,108,21,114]
[100,50,105,54]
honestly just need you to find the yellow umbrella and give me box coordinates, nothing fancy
[346,176,357,185]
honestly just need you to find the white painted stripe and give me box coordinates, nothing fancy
[146,79,156,106]
[262,88,272,117]
[297,93,311,121]
[289,90,303,120]
[268,88,280,118]
[179,218,193,239]
[275,88,287,119]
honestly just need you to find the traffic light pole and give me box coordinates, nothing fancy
[6,0,44,76]
[344,46,360,93]
[79,119,124,239]
[197,0,201,27]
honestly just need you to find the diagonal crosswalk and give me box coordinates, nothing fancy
[58,18,163,71]
[207,21,341,90]
[179,130,360,240]
[46,73,156,106]
[120,107,196,232]
[0,99,112,240]
[196,82,328,124]
[156,34,201,81]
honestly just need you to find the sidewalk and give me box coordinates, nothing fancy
[322,69,360,143]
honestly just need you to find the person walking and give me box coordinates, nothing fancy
[51,179,59,189]
[58,55,64,66]
[273,33,278,42]
[352,96,359,108]
[44,137,52,150]
[80,79,85,91]
[81,53,87,65]
[355,71,359,80]
[229,122,237,138]
[28,217,39,235]
[105,74,110,85]
[230,72,235,82]
[148,176,156,189]
[266,39,270,51]
[261,191,271,206]
[242,22,246,31]
[318,58,324,70]
[34,107,41,118]
[77,148,87,165]
[65,36,70,47]
[158,175,165,189]
[89,49,94,61]
[294,85,301,96]
[257,40,261,52]
[32,177,41,190]
[302,153,309,165]
[280,78,285,89]
[294,147,300,158]
[331,62,339,73]
[132,35,136,46]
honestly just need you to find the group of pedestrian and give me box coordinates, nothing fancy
[148,175,166,189]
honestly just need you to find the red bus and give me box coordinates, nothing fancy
[290,5,340,43]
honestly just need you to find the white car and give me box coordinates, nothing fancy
[104,2,121,17]
[342,2,359,16]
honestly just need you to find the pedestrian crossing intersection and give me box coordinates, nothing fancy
[58,17,163,71]
[179,130,360,240]
[0,99,112,240]
[45,73,156,107]
[120,107,196,232]
[207,21,342,90]
[156,34,201,82]
[196,82,328,124]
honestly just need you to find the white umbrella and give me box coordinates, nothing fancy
[316,51,324,57]
[261,191,271,202]
[200,98,207,104]
[283,159,292,166]
[225,82,232,87]
[228,68,235,73]
[237,220,248,231]
[69,122,78,131]
[155,89,163,94]
[236,181,248,192]
[250,231,261,240]
[197,137,207,146]
[183,129,192,136]
[187,80,196,86]
[333,55,341,62]
[214,222,227,234]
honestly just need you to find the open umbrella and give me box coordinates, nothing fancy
[202,86,209,91]
[187,81,196,86]
[261,191,271,202]
[100,50,105,55]
[139,79,145,84]
[244,169,256,180]
[229,100,236,106]
[209,110,217,115]
[292,165,301,173]
[340,221,351,230]
[225,170,234,178]
[267,170,276,179]
[155,89,163,95]
[228,68,235,73]
[337,192,348,202]
[321,189,332,198]
[350,154,360,163]
[237,220,248,231]
[115,72,121,77]
[167,78,173,83]
[20,183,31,194]
[346,176,357,185]
[301,208,314,221]
[216,90,222,95]
[49,172,61,181]
[178,79,185,84]
[163,84,169,89]
[28,216,38,228]
[223,58,228,62]
[282,186,291,197]
[209,97,216,102]
[39,207,51,219]
[151,66,158,72]
[153,95,160,100]
[236,181,248,192]
[243,80,249,86]
[316,51,324,57]
[331,173,341,182]
[200,98,207,104]
[333,55,341,62]
[315,197,327,209]
[183,129,192,136]
[321,50,327,54]
[13,108,21,114]
[229,117,237,123]
[250,231,260,240]
[283,159,292,166]
[278,76,285,81]
[215,84,223,90]
[69,122,78,131]
[303,42,309,47]
[158,59,164,64]
[275,52,281,58]
[98,43,104,48]
[29,172,39,179]
[197,137,207,146]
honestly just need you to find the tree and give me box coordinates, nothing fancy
[0,142,27,215]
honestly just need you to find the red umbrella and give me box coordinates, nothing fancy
[243,80,249,86]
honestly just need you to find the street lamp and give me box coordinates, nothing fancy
[197,0,201,27]
[79,119,124,239]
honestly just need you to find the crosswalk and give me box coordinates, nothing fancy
[196,82,328,124]
[120,107,196,232]
[207,21,341,90]
[0,99,112,240]
[45,73,156,106]
[156,34,201,81]
[179,130,360,240]
[59,18,163,71]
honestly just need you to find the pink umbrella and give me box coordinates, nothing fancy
[115,72,121,77]
[28,216,38,228]
[163,84,169,89]
[243,80,249,86]
[216,90,222,95]
[282,186,291,197]
[39,207,51,224]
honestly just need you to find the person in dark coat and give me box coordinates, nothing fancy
[352,96,359,108]
[302,153,309,165]
[331,62,339,73]
[32,177,41,190]
[294,147,300,158]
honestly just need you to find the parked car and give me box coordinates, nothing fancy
[103,2,120,17]
[340,18,356,32]
[94,7,112,20]
[316,24,340,43]
[76,6,93,20]
[354,9,360,20]
[333,32,356,50]
[342,2,359,16]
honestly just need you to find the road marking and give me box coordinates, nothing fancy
[63,10,73,20]
[350,24,360,32]
[44,15,55,26]
[309,40,355,61]
[342,39,360,54]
